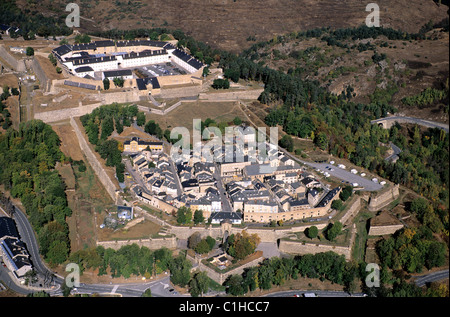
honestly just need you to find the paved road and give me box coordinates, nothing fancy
[124,159,150,194]
[168,155,183,197]
[49,276,186,297]
[413,269,449,287]
[213,162,233,212]
[1,202,180,297]
[264,290,366,297]
[263,269,450,298]
[0,265,37,295]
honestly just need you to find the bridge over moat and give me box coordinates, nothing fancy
[371,116,449,133]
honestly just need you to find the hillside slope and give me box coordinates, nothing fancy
[18,0,449,52]
[242,27,449,123]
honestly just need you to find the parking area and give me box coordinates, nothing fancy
[138,62,187,77]
[307,162,383,191]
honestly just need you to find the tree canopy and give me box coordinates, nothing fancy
[0,120,71,265]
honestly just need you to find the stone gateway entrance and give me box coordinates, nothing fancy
[221,219,232,243]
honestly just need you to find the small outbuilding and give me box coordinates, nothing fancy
[117,205,134,220]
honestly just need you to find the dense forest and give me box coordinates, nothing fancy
[0,120,72,266]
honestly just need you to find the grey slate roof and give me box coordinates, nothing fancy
[0,217,19,239]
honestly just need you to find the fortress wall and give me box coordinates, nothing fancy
[198,88,264,101]
[368,224,403,236]
[70,116,118,201]
[96,236,177,251]
[159,85,202,98]
[340,196,361,226]
[60,76,102,87]
[279,240,353,260]
[278,224,357,260]
[162,98,196,114]
[157,73,197,86]
[368,184,400,211]
[165,222,328,243]
[246,223,328,242]
[168,226,224,240]
[123,216,145,230]
[101,90,141,104]
[34,102,103,123]
[188,252,264,284]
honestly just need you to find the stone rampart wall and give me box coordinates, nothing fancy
[368,224,403,236]
[70,117,118,201]
[278,224,357,260]
[96,236,177,251]
[340,197,361,226]
[159,85,203,99]
[188,252,264,284]
[279,240,352,260]
[198,88,263,101]
[368,184,400,211]
[34,102,103,123]
[165,222,328,243]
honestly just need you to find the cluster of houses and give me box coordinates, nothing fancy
[126,126,341,224]
[132,151,179,198]
[224,156,340,223]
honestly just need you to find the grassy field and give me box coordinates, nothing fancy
[97,219,162,242]
[151,100,245,134]
[51,120,116,251]
[66,159,115,251]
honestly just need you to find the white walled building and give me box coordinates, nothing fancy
[53,40,204,79]
[74,66,95,78]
